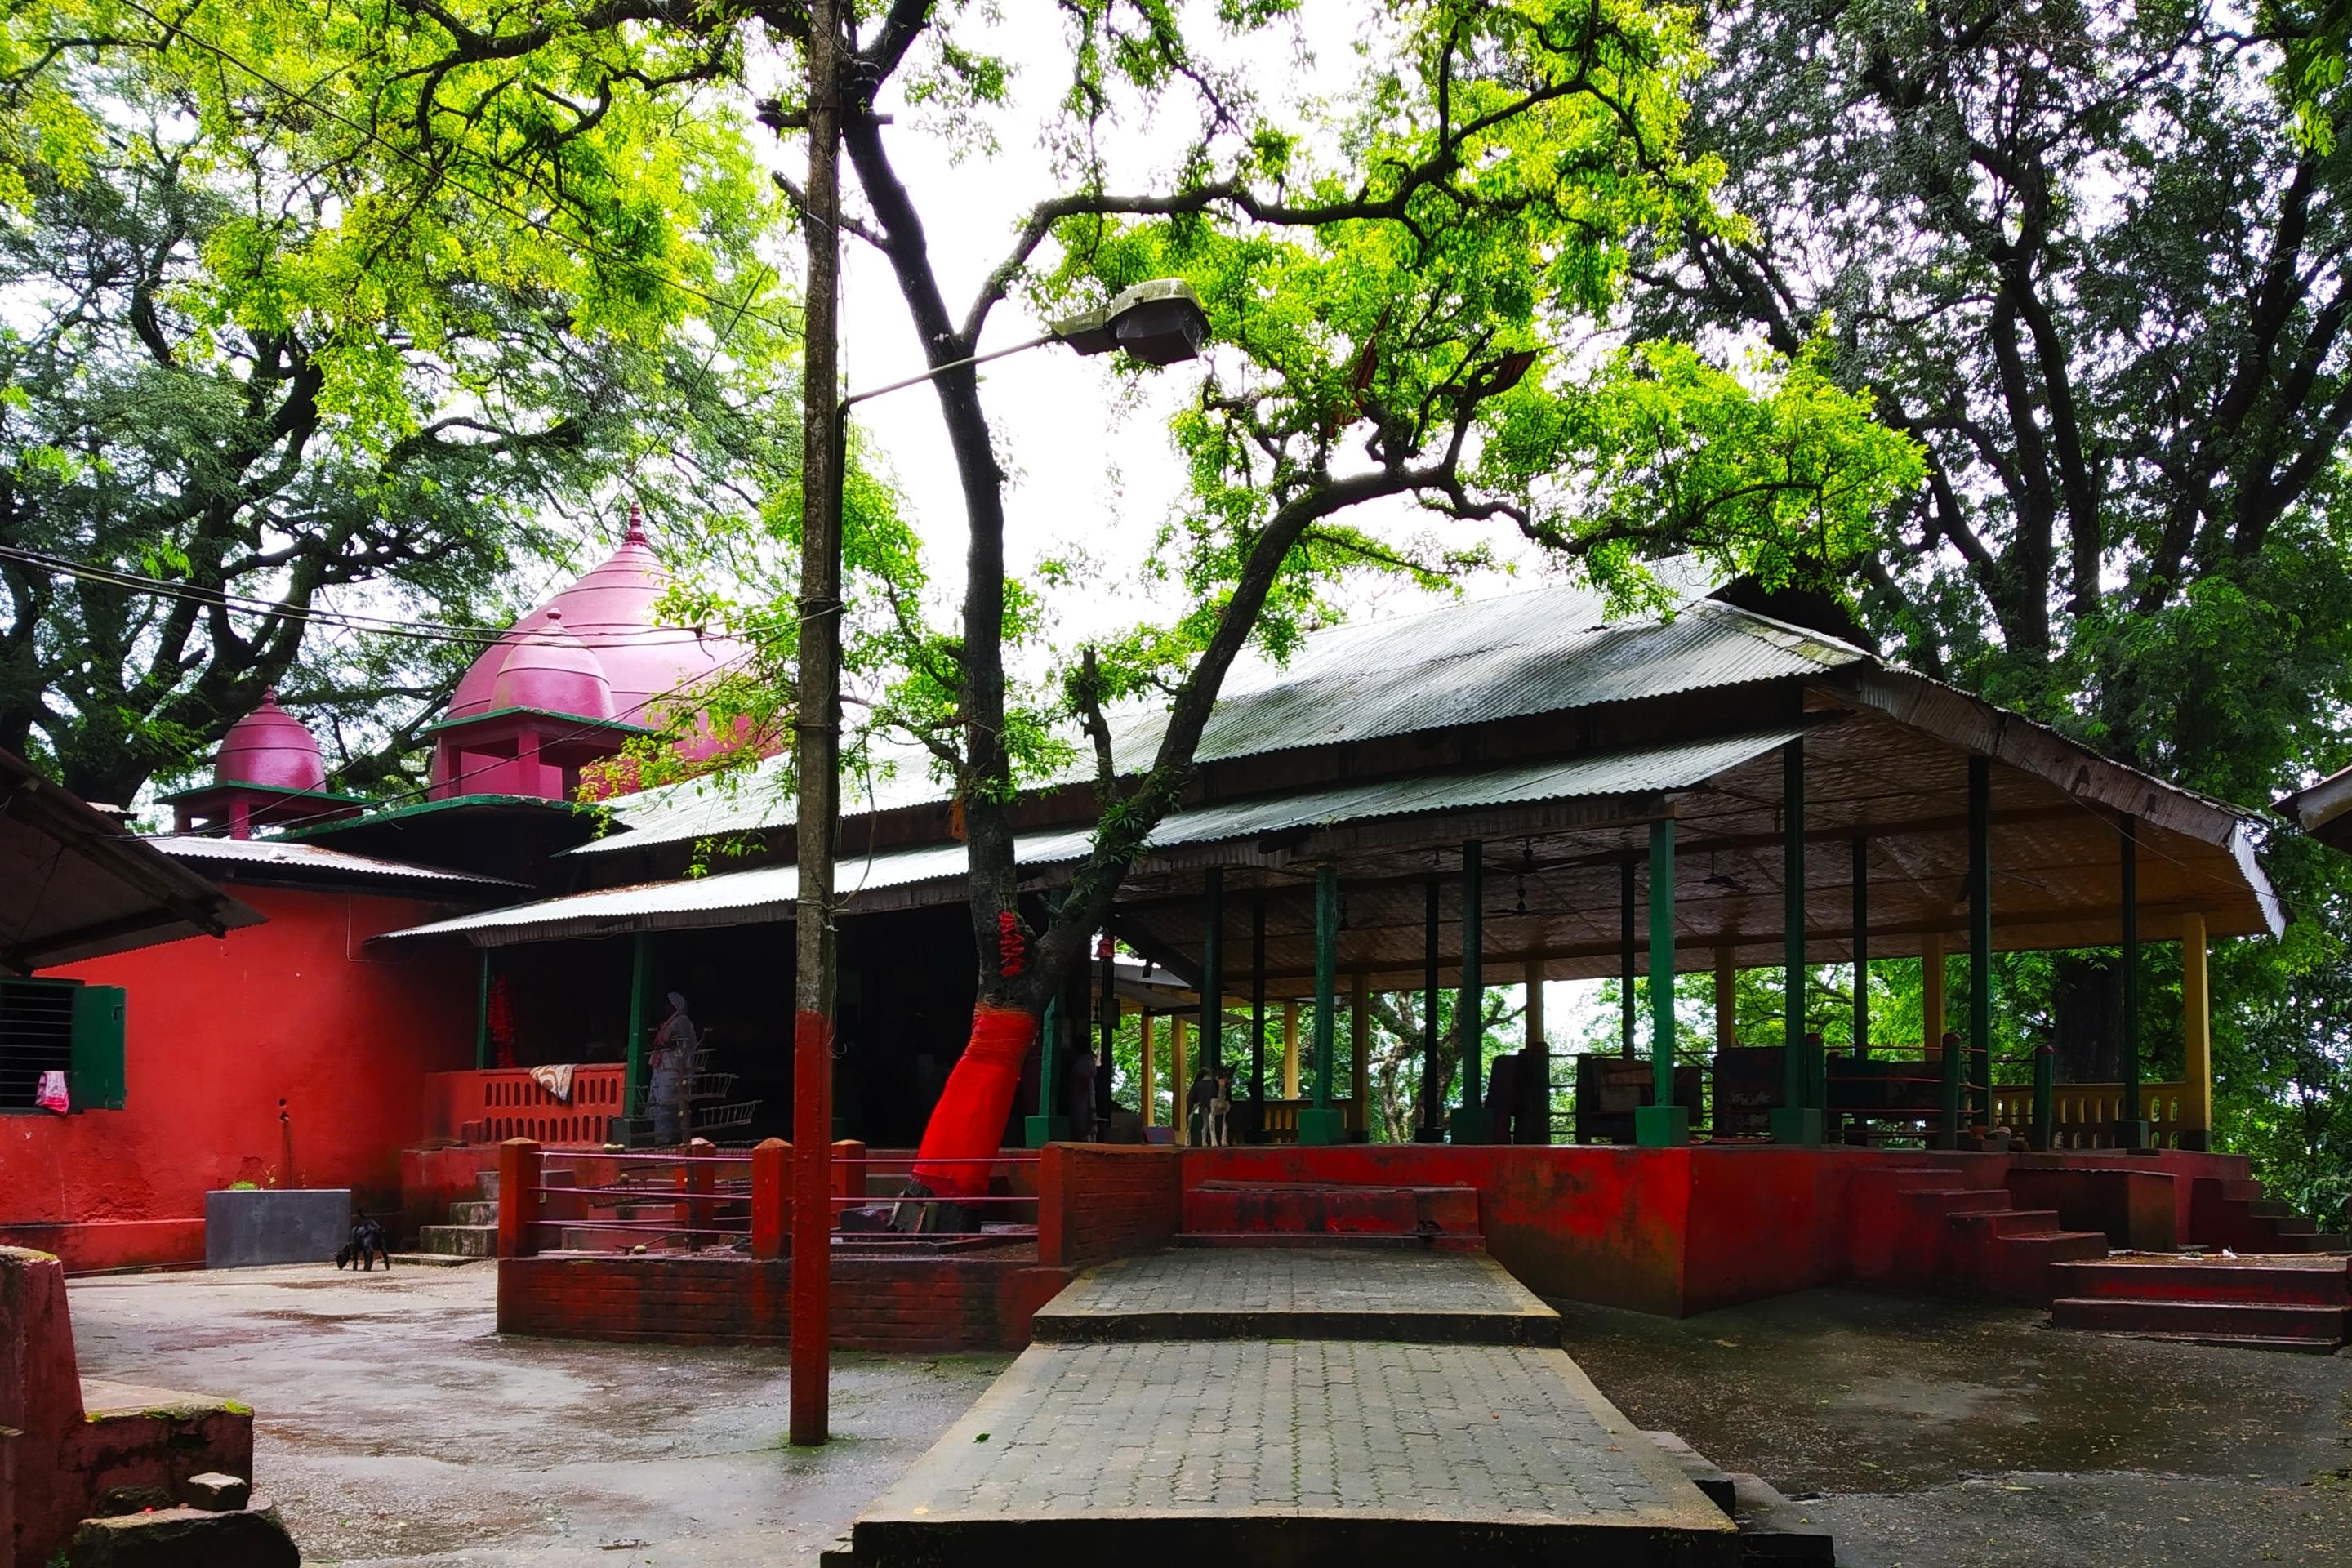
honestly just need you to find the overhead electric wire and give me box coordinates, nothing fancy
[0,542,724,649]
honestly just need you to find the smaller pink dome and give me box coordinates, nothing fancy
[216,689,326,791]
[490,609,615,720]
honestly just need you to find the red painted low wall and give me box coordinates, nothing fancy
[1038,1144,1181,1269]
[497,1251,1073,1352]
[4,884,476,1272]
[3,1247,253,1566]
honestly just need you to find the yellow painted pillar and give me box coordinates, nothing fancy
[1139,1012,1156,1127]
[1282,1001,1301,1098]
[1922,933,1946,1052]
[1351,973,1372,1133]
[1713,947,1737,1052]
[1172,1014,1191,1146]
[2181,911,2212,1147]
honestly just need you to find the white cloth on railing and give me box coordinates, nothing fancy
[528,1063,577,1104]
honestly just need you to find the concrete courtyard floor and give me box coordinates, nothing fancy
[1555,1288,2352,1567]
[64,1262,2352,1567]
[66,1262,1006,1566]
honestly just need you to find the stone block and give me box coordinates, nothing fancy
[204,1189,352,1269]
[68,1502,298,1568]
[184,1473,251,1512]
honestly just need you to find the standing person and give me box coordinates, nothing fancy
[648,991,696,1146]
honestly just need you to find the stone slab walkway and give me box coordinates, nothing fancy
[1029,1245,1561,1345]
[841,1250,1740,1567]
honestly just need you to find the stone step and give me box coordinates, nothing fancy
[448,1199,497,1226]
[844,1334,1740,1566]
[474,1165,573,1200]
[2051,1295,2352,1345]
[1030,1249,1560,1347]
[2289,1232,2352,1253]
[385,1251,480,1268]
[1182,1180,1481,1239]
[2269,1214,2318,1236]
[2250,1198,2293,1218]
[1948,1206,2063,1239]
[1900,1186,2011,1219]
[1726,1472,1837,1563]
[417,1223,497,1258]
[1643,1431,1738,1516]
[1984,1230,2109,1301]
[2052,1257,2351,1306]
[1173,1231,1486,1253]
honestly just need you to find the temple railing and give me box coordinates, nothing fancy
[424,1066,628,1147]
[1990,1081,2191,1149]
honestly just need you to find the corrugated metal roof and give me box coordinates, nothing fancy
[566,579,1862,860]
[145,835,523,887]
[383,731,1797,946]
[1144,728,1804,847]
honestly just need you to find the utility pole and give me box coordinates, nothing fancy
[789,0,842,1450]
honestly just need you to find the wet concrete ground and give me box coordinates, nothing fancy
[1557,1288,2352,1567]
[66,1263,1006,1566]
[65,1265,2352,1566]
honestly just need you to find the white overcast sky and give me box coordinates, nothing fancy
[814,0,1553,649]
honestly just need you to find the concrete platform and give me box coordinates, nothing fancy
[846,1339,1740,1566]
[1029,1246,1561,1345]
[846,1248,1737,1566]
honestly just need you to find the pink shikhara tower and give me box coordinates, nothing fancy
[426,505,749,802]
[166,689,370,838]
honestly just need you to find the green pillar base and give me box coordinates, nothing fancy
[1297,1107,1348,1147]
[1769,1107,1824,1147]
[1447,1106,1490,1145]
[1023,1115,1071,1149]
[2111,1119,2152,1151]
[1634,1105,1690,1147]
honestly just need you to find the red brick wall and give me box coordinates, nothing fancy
[496,1252,1072,1352]
[1038,1144,1180,1269]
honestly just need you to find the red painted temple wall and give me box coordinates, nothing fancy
[0,884,475,1272]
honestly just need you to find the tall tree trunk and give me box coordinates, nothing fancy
[2050,953,2123,1084]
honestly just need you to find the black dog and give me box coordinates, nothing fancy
[335,1215,390,1272]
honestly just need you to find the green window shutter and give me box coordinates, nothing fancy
[69,984,127,1110]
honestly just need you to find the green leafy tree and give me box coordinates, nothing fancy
[768,0,1922,1063]
[0,0,798,801]
[1611,0,2352,1186]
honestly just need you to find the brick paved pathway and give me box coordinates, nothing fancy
[840,1249,1740,1566]
[1029,1245,1561,1344]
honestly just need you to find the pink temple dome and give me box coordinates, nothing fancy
[215,689,326,791]
[489,609,616,720]
[447,506,744,735]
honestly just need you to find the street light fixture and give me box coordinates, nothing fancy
[841,278,1210,408]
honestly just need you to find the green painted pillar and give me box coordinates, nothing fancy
[623,931,653,1145]
[1450,840,1491,1144]
[1298,864,1347,1146]
[474,947,492,1070]
[1619,861,1637,1058]
[1771,741,1823,1146]
[1200,867,1224,1072]
[1419,878,1444,1142]
[1026,997,1069,1147]
[2117,815,2148,1148]
[1251,893,1268,1129]
[1851,837,1869,1060]
[1636,818,1689,1147]
[1969,755,1993,1136]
